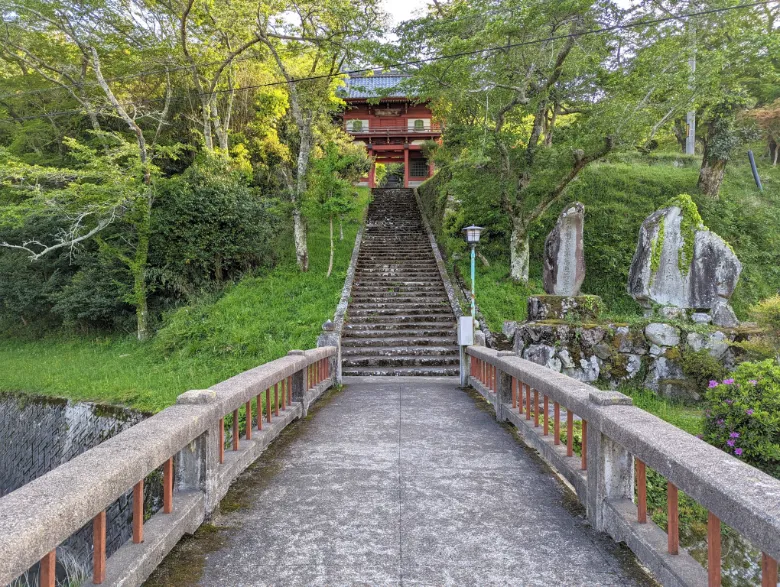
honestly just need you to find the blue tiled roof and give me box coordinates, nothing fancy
[340,73,410,99]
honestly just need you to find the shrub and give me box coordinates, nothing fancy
[149,161,281,301]
[752,295,780,351]
[679,348,729,396]
[704,360,780,478]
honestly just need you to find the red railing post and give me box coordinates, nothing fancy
[762,554,778,587]
[232,409,239,451]
[543,396,549,436]
[526,384,532,421]
[566,411,574,457]
[163,457,173,514]
[636,459,647,523]
[245,401,252,439]
[534,389,540,428]
[133,480,143,543]
[256,394,263,430]
[668,482,679,555]
[93,510,106,584]
[266,388,272,423]
[281,379,287,411]
[274,382,279,416]
[708,512,721,586]
[288,375,292,406]
[218,418,224,464]
[553,402,560,445]
[581,420,588,470]
[40,550,56,587]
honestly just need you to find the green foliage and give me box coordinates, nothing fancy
[149,161,281,300]
[704,360,780,479]
[751,295,780,353]
[0,214,364,412]
[678,349,729,398]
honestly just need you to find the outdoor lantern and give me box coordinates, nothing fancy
[462,225,484,319]
[462,225,483,244]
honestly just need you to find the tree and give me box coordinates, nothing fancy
[393,0,663,282]
[0,0,173,339]
[256,0,383,272]
[752,100,780,166]
[307,140,368,276]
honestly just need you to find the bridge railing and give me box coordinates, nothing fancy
[466,345,780,587]
[0,347,337,587]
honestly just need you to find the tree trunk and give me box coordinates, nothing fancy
[673,119,688,153]
[132,196,151,341]
[339,216,344,241]
[293,209,308,272]
[698,151,727,198]
[293,126,313,272]
[327,216,334,278]
[770,138,778,166]
[509,219,530,284]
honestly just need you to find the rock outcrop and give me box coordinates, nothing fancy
[543,202,586,296]
[628,195,741,323]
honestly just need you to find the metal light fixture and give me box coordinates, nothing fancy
[462,225,484,318]
[463,225,483,245]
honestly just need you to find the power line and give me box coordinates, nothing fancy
[0,0,774,124]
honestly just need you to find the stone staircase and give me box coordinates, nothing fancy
[342,188,459,376]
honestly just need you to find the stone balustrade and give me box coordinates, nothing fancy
[0,347,337,587]
[466,345,780,587]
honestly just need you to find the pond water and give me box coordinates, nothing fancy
[0,392,159,587]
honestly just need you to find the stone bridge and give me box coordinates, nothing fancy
[1,189,779,587]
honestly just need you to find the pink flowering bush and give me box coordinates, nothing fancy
[704,360,780,479]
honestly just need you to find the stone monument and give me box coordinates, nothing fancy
[528,202,600,321]
[627,194,741,326]
[543,202,586,296]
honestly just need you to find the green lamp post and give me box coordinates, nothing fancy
[462,225,484,319]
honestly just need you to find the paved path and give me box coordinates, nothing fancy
[161,378,653,586]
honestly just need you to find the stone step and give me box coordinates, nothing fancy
[341,346,459,357]
[341,336,456,347]
[347,307,454,317]
[344,314,455,324]
[342,355,460,367]
[347,302,452,311]
[342,366,460,377]
[342,323,455,334]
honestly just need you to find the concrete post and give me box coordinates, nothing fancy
[317,320,341,384]
[495,352,515,422]
[288,350,307,414]
[585,391,634,533]
[175,390,220,512]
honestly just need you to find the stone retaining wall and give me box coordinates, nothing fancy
[504,320,754,400]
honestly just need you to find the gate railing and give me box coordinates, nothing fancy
[466,345,779,587]
[0,347,337,587]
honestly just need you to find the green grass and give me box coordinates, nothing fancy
[616,385,704,436]
[0,192,368,412]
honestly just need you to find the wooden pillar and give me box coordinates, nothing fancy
[403,146,409,188]
[368,149,375,188]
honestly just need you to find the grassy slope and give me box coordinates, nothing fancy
[454,153,780,332]
[0,195,367,412]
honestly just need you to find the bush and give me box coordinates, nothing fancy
[752,295,780,349]
[704,360,780,478]
[149,161,281,301]
[679,348,729,397]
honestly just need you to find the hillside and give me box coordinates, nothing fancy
[0,198,366,412]
[420,153,780,331]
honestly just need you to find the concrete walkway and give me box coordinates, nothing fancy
[162,378,653,586]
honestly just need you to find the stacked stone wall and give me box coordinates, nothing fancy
[505,321,753,401]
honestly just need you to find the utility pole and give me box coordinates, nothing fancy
[685,16,696,155]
